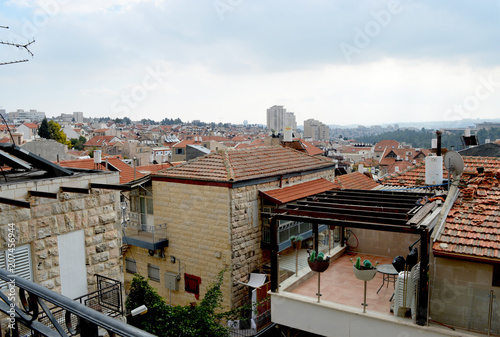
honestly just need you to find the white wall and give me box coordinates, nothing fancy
[271,292,478,337]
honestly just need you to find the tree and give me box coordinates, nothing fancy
[70,136,87,150]
[38,118,51,139]
[48,120,71,146]
[126,271,230,337]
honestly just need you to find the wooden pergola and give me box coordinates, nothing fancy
[263,188,440,326]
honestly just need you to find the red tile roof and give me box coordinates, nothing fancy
[84,136,119,147]
[259,178,337,205]
[57,156,143,183]
[335,172,380,190]
[137,163,174,174]
[374,140,400,151]
[380,156,500,261]
[155,146,334,183]
[295,139,325,156]
[22,122,38,129]
[433,159,500,261]
[172,140,198,148]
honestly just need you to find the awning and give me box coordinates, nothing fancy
[259,178,338,205]
[238,273,267,288]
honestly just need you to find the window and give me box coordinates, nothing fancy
[125,258,137,274]
[175,148,184,155]
[0,244,32,290]
[148,264,160,282]
[493,264,500,287]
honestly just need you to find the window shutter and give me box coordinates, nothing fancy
[0,245,32,290]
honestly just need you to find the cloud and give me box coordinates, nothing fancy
[2,1,500,125]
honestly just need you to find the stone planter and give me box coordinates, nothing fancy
[308,259,330,273]
[353,266,377,281]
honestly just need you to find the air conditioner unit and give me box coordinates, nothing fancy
[148,249,165,259]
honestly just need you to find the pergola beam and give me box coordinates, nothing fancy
[307,195,417,208]
[302,198,412,213]
[289,202,410,220]
[276,207,412,227]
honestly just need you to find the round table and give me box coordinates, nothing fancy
[376,264,398,295]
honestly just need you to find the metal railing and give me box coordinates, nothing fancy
[123,214,167,245]
[0,268,155,337]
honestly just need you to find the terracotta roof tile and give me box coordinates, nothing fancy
[155,146,334,182]
[57,157,143,183]
[84,136,120,147]
[335,172,379,190]
[259,178,337,205]
[429,157,500,261]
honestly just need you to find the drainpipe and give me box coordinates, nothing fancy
[488,290,495,337]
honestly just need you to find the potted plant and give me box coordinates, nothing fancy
[351,257,379,281]
[289,235,303,250]
[307,250,330,273]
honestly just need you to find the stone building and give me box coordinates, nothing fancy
[0,143,123,299]
[122,146,336,311]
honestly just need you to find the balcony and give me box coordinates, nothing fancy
[123,213,168,251]
[271,251,482,337]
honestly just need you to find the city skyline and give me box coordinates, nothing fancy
[1,1,500,126]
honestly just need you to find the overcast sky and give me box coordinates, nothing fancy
[1,0,500,126]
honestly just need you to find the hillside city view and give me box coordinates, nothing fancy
[1,1,500,337]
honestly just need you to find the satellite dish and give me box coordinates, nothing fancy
[444,150,464,177]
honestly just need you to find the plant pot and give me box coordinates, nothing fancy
[308,259,330,273]
[292,240,302,250]
[353,266,377,281]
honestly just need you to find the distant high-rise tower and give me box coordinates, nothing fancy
[304,118,329,141]
[266,105,296,133]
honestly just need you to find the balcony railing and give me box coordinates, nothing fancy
[123,213,168,250]
[0,269,155,337]
[262,221,328,252]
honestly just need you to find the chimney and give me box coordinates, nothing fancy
[284,126,292,142]
[436,130,442,156]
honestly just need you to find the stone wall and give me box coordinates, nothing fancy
[152,181,232,308]
[0,171,123,294]
[429,255,499,334]
[349,228,421,259]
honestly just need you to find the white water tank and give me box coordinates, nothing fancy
[94,150,102,164]
[425,156,443,185]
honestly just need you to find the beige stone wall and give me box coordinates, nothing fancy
[348,228,420,259]
[151,181,232,308]
[0,171,123,294]
[429,255,499,334]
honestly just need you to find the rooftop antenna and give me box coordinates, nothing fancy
[0,26,35,66]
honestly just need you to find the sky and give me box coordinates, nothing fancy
[1,0,500,126]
